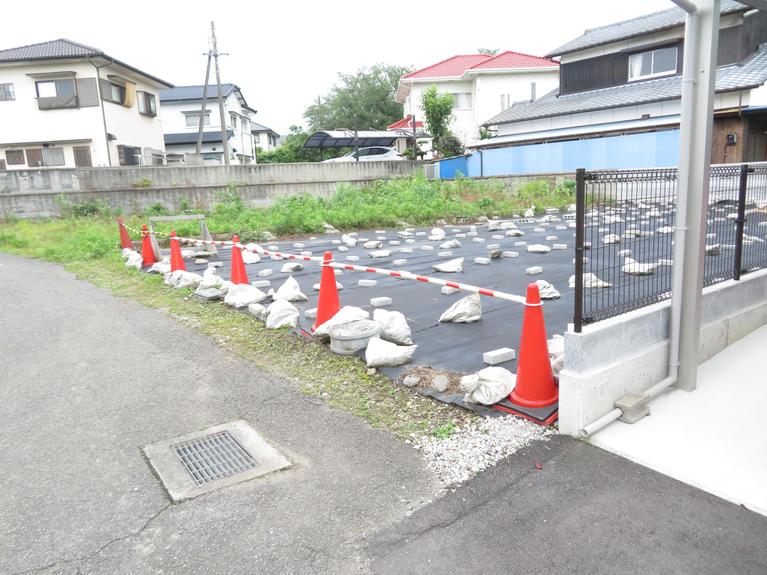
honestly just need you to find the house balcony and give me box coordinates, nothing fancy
[36,96,78,110]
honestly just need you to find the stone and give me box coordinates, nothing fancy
[338,246,349,252]
[431,375,450,392]
[370,296,392,307]
[402,374,421,387]
[483,347,516,365]
[502,251,519,258]
[441,286,460,295]
[358,279,378,287]
[474,257,491,265]
[367,368,377,376]
[488,249,502,259]
[526,266,543,275]
[251,280,271,289]
[193,287,224,301]
[194,258,208,264]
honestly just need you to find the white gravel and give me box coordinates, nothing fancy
[414,416,554,488]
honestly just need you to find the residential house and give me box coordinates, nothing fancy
[472,1,767,176]
[395,51,559,145]
[160,84,257,165]
[0,39,171,169]
[386,115,433,158]
[251,122,280,153]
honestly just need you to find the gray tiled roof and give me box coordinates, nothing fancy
[484,44,767,127]
[159,85,237,102]
[547,0,746,57]
[0,38,172,87]
[0,38,100,61]
[164,130,233,146]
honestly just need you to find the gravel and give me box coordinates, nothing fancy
[413,416,554,488]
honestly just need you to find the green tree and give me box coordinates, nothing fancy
[256,126,344,164]
[421,86,453,142]
[304,64,412,131]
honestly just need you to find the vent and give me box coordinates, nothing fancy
[173,431,256,486]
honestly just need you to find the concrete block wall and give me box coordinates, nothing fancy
[559,268,767,436]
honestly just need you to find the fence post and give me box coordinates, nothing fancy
[574,168,586,333]
[733,163,749,281]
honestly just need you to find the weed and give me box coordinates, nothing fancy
[132,177,152,188]
[432,422,457,439]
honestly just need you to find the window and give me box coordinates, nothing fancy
[500,94,512,111]
[117,145,141,166]
[5,149,24,165]
[449,92,472,109]
[137,91,157,116]
[100,79,127,105]
[36,79,75,98]
[184,111,210,128]
[254,133,260,143]
[240,117,249,132]
[0,83,14,101]
[628,46,678,81]
[41,147,65,166]
[230,113,238,129]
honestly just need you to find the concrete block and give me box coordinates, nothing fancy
[258,269,273,277]
[615,393,651,424]
[338,246,349,252]
[421,245,434,251]
[491,234,504,240]
[502,251,519,258]
[415,231,427,236]
[346,255,360,262]
[563,213,576,220]
[474,257,491,265]
[545,235,558,241]
[405,239,416,244]
[400,247,413,253]
[304,307,318,319]
[331,239,341,244]
[467,231,478,237]
[556,225,568,230]
[389,240,401,245]
[251,280,271,289]
[455,233,467,238]
[483,347,516,365]
[300,251,312,257]
[359,279,377,287]
[545,207,559,214]
[514,241,528,246]
[441,286,460,295]
[438,251,453,257]
[486,243,500,250]
[471,237,485,243]
[393,258,408,265]
[658,259,674,266]
[534,227,546,232]
[526,266,543,275]
[293,242,305,248]
[552,244,567,250]
[334,269,343,275]
[516,218,534,223]
[371,296,392,307]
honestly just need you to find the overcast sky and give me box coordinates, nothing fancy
[6,0,672,134]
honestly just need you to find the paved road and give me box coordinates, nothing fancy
[369,436,767,574]
[0,253,437,574]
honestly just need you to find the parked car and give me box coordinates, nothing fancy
[323,146,403,162]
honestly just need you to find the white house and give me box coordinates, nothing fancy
[0,39,171,169]
[159,84,257,165]
[395,51,559,146]
[251,121,279,153]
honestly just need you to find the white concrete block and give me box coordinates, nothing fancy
[370,296,392,307]
[293,242,305,248]
[300,251,312,256]
[467,231,478,237]
[563,213,576,220]
[304,307,317,319]
[441,286,460,295]
[415,231,427,236]
[251,280,271,289]
[545,235,558,241]
[534,227,547,232]
[400,247,413,253]
[346,255,360,262]
[486,243,500,250]
[375,230,386,234]
[405,239,416,244]
[491,234,504,240]
[545,208,559,214]
[474,257,491,265]
[472,237,485,243]
[358,279,378,287]
[502,251,519,258]
[552,244,568,250]
[421,245,434,251]
[455,233,467,238]
[389,240,401,245]
[438,251,453,257]
[526,266,543,275]
[393,258,408,266]
[331,239,341,245]
[556,225,568,230]
[483,347,516,365]
[514,241,528,246]
[258,269,273,277]
[338,246,349,252]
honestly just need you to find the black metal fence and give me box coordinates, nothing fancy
[574,162,767,332]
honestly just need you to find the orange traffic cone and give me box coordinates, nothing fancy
[169,230,186,272]
[312,251,341,332]
[494,283,558,424]
[140,224,157,266]
[117,217,133,250]
[230,235,249,285]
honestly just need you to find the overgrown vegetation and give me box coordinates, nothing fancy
[421,86,464,158]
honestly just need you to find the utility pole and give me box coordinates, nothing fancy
[195,54,212,157]
[209,21,230,166]
[412,114,417,160]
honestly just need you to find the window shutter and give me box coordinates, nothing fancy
[25,148,43,167]
[76,78,99,107]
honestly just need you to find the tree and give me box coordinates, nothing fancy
[421,87,464,157]
[256,125,343,164]
[304,64,412,131]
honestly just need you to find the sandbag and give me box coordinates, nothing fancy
[121,247,135,260]
[341,234,357,247]
[534,279,560,299]
[313,305,370,337]
[373,308,413,345]
[524,206,536,218]
[265,299,299,329]
[124,251,144,270]
[273,275,308,302]
[433,257,464,273]
[242,247,261,264]
[602,234,621,245]
[198,266,224,289]
[164,270,203,289]
[439,293,481,323]
[440,239,461,249]
[248,302,268,321]
[365,337,417,367]
[148,258,171,275]
[621,257,656,275]
[224,284,268,307]
[369,249,392,258]
[548,334,565,375]
[281,262,303,273]
[568,273,612,288]
[362,240,382,249]
[460,366,516,405]
[527,244,551,254]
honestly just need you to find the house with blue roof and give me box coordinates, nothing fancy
[453,1,767,177]
[159,84,257,165]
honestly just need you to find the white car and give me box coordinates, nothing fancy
[323,146,403,162]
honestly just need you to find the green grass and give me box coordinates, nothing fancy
[0,176,573,439]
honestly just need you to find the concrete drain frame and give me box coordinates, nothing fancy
[144,420,291,502]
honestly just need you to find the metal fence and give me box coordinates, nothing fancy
[574,162,767,332]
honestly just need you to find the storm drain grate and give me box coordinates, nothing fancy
[172,430,257,485]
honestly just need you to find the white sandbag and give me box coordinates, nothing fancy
[219,280,234,293]
[621,257,657,275]
[499,221,518,230]
[247,302,268,321]
[369,249,392,258]
[280,262,303,273]
[164,270,203,289]
[548,334,565,375]
[433,257,464,273]
[439,293,482,323]
[323,222,339,233]
[527,244,551,254]
[505,229,525,237]
[148,258,171,275]
[180,249,196,259]
[273,275,308,302]
[568,273,612,288]
[313,305,370,337]
[198,266,224,289]
[242,247,261,264]
[341,234,357,247]
[224,283,268,308]
[363,240,382,249]
[603,234,621,245]
[265,299,299,329]
[440,239,461,249]
[124,251,144,270]
[365,337,417,367]
[524,206,536,218]
[373,308,413,345]
[459,366,516,405]
[534,279,560,299]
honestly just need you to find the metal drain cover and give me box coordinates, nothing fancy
[144,420,291,502]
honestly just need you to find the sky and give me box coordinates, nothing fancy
[5,0,672,134]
